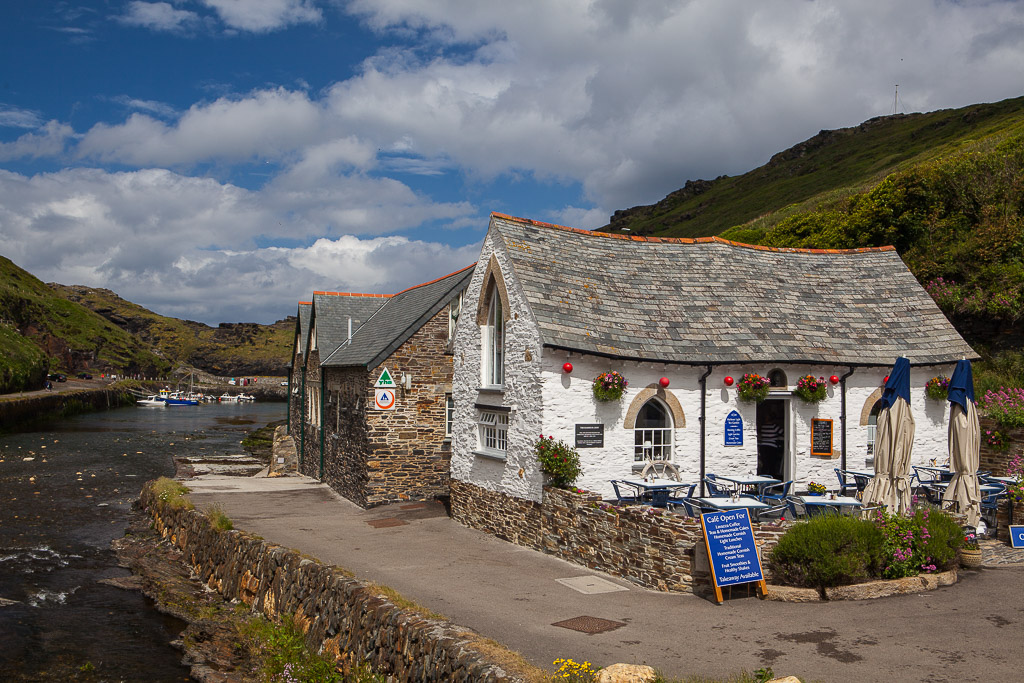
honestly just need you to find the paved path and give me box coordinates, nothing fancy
[184,474,1024,683]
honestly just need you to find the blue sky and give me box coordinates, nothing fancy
[2,0,1023,324]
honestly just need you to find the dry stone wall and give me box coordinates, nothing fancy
[451,480,787,593]
[140,485,522,682]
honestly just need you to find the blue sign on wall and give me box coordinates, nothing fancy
[701,508,764,591]
[724,410,743,447]
[1011,525,1024,549]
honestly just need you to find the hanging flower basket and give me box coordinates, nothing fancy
[592,371,628,401]
[924,375,950,401]
[793,375,828,403]
[736,373,770,403]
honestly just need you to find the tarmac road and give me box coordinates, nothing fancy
[184,474,1024,683]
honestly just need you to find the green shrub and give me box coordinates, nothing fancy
[868,504,963,577]
[535,435,583,489]
[768,515,885,590]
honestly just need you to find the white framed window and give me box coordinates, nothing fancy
[483,285,504,387]
[310,323,317,351]
[634,399,672,461]
[448,292,463,343]
[866,400,881,457]
[445,394,455,438]
[306,385,321,426]
[478,410,509,454]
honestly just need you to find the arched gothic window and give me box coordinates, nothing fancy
[768,369,787,388]
[484,284,504,387]
[634,398,672,461]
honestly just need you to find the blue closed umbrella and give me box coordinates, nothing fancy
[943,359,981,526]
[946,359,975,413]
[879,356,911,411]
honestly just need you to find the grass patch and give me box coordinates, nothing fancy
[239,613,385,682]
[204,504,234,531]
[150,476,194,510]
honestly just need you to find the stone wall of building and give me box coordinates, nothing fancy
[450,480,787,593]
[299,349,322,478]
[362,311,454,506]
[321,366,372,506]
[140,484,523,682]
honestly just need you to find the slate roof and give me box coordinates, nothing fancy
[490,213,977,366]
[309,291,389,361]
[323,265,474,370]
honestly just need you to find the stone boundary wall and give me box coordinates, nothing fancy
[979,417,1024,475]
[0,386,135,430]
[140,485,523,682]
[450,480,787,593]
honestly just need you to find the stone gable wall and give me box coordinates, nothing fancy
[979,416,1024,476]
[318,308,455,507]
[450,480,787,593]
[300,348,322,478]
[140,485,522,682]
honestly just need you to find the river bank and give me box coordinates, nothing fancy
[0,385,137,431]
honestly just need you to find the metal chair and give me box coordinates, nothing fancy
[759,479,793,503]
[980,484,1007,529]
[754,503,789,522]
[649,489,671,508]
[703,478,732,498]
[610,480,639,505]
[785,495,807,518]
[834,468,858,497]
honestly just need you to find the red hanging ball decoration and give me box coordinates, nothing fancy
[884,375,889,384]
[659,377,670,388]
[724,376,734,386]
[829,375,840,385]
[562,362,573,373]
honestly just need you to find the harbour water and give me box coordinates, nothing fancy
[0,401,286,681]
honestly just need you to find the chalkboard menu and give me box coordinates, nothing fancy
[574,423,604,448]
[701,508,765,602]
[811,418,833,456]
[724,410,743,446]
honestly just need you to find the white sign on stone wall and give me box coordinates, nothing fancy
[375,367,397,388]
[374,388,396,410]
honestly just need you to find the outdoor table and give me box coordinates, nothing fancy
[698,496,768,511]
[798,495,863,514]
[984,476,1016,486]
[619,478,693,506]
[914,465,956,482]
[929,481,1003,495]
[713,473,781,495]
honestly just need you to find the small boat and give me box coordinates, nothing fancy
[218,393,240,402]
[161,390,198,406]
[237,393,255,402]
[137,395,166,407]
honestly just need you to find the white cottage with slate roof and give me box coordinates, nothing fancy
[449,213,978,507]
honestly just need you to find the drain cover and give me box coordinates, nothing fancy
[366,517,408,528]
[551,616,626,634]
[556,576,630,595]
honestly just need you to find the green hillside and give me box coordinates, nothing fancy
[605,96,1024,390]
[603,96,1024,239]
[0,255,172,389]
[51,284,294,377]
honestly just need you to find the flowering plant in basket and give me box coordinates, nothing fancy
[737,373,770,403]
[962,533,979,550]
[793,375,827,403]
[592,371,628,401]
[924,375,950,401]
[534,435,582,489]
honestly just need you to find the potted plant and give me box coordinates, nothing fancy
[793,375,828,403]
[959,532,982,567]
[592,371,628,401]
[534,434,583,489]
[736,373,770,403]
[807,481,827,496]
[924,375,950,401]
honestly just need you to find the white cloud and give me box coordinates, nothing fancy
[0,105,44,129]
[110,95,179,119]
[118,1,201,32]
[77,88,325,166]
[0,167,480,323]
[200,0,322,33]
[0,121,74,161]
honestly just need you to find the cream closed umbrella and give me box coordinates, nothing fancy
[863,357,916,514]
[942,359,982,527]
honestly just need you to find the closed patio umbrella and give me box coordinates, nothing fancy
[942,359,981,527]
[863,357,916,513]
